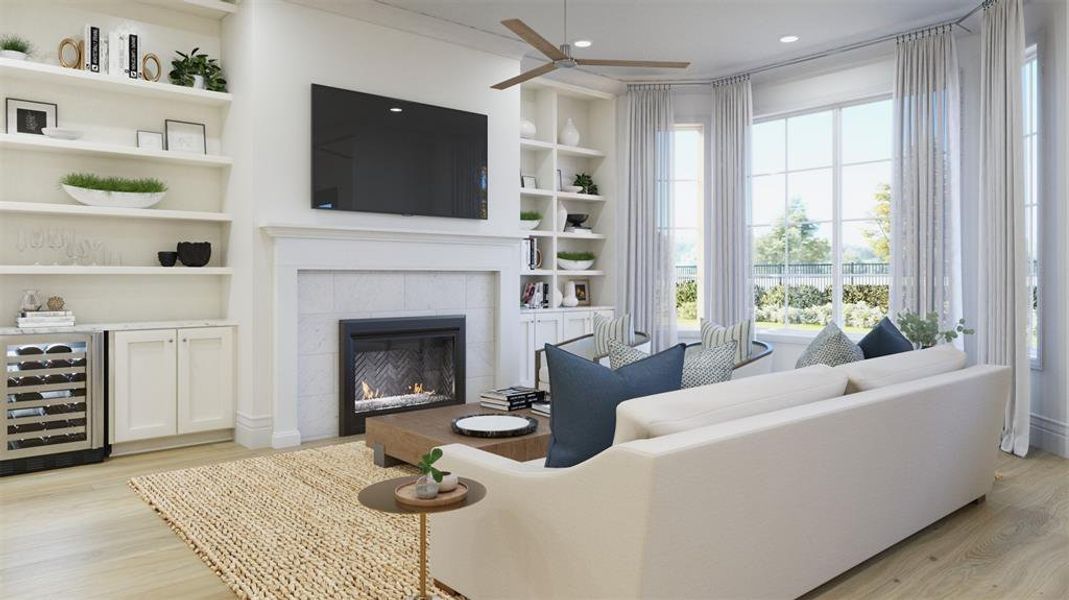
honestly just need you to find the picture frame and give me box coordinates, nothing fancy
[573,280,590,306]
[136,130,165,150]
[164,119,207,154]
[520,175,538,189]
[5,98,58,135]
[556,169,564,191]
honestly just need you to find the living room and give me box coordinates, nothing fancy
[1,0,1067,598]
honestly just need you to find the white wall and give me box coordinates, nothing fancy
[223,1,521,445]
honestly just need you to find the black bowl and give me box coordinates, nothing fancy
[158,251,178,267]
[177,242,211,267]
[566,213,589,226]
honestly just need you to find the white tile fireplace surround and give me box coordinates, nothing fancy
[261,225,524,448]
[297,270,497,441]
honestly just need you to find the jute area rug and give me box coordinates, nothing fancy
[129,442,458,599]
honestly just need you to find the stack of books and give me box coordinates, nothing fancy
[479,386,546,412]
[17,310,76,329]
[529,401,551,417]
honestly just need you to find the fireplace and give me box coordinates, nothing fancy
[338,316,465,435]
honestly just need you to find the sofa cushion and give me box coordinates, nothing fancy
[701,318,753,364]
[592,312,635,358]
[608,340,736,388]
[544,342,685,468]
[857,317,914,359]
[796,323,864,368]
[834,343,966,393]
[613,364,848,443]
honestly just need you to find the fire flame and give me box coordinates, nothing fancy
[358,380,435,399]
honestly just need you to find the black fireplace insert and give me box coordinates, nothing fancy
[338,316,465,435]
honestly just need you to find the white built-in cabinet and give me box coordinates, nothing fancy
[110,326,234,443]
[518,307,614,387]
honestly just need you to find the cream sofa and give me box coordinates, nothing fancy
[431,347,1008,599]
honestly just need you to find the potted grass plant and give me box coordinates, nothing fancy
[169,48,227,91]
[0,34,32,60]
[520,210,542,230]
[60,173,168,209]
[557,251,596,271]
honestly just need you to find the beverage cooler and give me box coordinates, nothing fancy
[2,332,106,476]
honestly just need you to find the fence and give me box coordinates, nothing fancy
[675,263,890,288]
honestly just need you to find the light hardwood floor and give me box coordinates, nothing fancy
[1,439,1066,599]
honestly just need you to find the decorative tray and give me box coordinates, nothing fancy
[451,414,538,438]
[394,479,469,508]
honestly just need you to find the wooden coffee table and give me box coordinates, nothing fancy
[365,403,551,467]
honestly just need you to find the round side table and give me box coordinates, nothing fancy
[358,476,486,600]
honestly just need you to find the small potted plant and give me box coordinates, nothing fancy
[169,48,227,91]
[520,210,542,230]
[0,34,32,61]
[557,251,596,271]
[60,173,168,209]
[573,173,598,195]
[896,311,974,349]
[415,447,444,499]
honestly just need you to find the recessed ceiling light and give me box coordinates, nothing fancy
[573,39,592,48]
[779,35,799,43]
[389,107,403,112]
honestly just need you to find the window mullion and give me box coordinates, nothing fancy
[832,108,843,328]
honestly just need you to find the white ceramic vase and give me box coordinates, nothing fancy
[520,119,537,139]
[562,281,579,307]
[192,74,206,89]
[437,472,459,493]
[560,118,580,146]
[415,475,439,499]
[552,287,564,308]
[520,219,540,231]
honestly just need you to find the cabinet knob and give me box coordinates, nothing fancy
[182,338,188,342]
[168,339,174,343]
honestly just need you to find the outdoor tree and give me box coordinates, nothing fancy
[753,197,831,265]
[861,182,891,262]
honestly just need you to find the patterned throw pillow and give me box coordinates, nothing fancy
[593,312,635,358]
[796,323,865,368]
[700,318,753,365]
[609,340,736,388]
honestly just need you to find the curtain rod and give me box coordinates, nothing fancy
[624,2,985,87]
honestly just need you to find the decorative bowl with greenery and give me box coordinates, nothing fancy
[573,173,598,195]
[520,210,542,230]
[0,34,32,60]
[895,311,974,349]
[557,250,596,271]
[60,173,168,209]
[169,48,227,92]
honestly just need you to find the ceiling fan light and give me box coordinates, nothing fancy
[779,35,800,43]
[573,39,592,48]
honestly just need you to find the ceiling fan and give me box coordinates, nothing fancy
[491,1,690,90]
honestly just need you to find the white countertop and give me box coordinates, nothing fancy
[0,319,237,336]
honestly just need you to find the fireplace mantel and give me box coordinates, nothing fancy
[257,223,523,449]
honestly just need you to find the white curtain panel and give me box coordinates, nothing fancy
[890,26,962,331]
[977,0,1029,457]
[620,84,676,351]
[709,76,754,325]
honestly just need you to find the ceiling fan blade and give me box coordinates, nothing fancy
[575,59,691,69]
[491,63,558,90]
[501,19,567,61]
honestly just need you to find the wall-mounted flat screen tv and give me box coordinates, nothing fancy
[311,84,488,219]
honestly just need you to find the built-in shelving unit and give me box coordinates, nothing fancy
[518,79,616,310]
[0,201,232,223]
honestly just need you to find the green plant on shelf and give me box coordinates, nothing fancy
[557,251,596,261]
[169,47,227,92]
[0,34,32,54]
[60,173,168,193]
[573,172,598,195]
[521,211,542,221]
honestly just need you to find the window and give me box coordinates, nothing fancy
[1023,49,1039,362]
[672,125,704,331]
[751,98,892,333]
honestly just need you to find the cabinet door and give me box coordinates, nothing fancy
[562,312,593,339]
[177,327,235,434]
[533,313,563,348]
[519,315,536,387]
[111,329,177,442]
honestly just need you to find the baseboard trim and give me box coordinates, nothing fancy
[110,430,234,457]
[1030,413,1068,458]
[272,429,302,449]
[234,412,273,449]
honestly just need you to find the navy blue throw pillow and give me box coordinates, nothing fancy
[857,317,914,359]
[543,342,685,468]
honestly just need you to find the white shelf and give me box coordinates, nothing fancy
[524,230,554,238]
[520,188,555,198]
[0,58,232,106]
[136,0,238,19]
[0,266,233,275]
[557,270,606,277]
[0,133,233,168]
[0,201,231,223]
[558,232,606,240]
[557,144,606,158]
[556,191,606,202]
[523,269,555,276]
[520,139,555,151]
